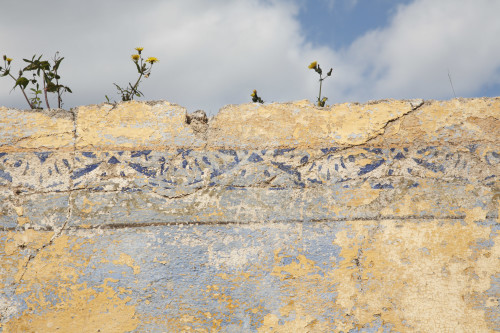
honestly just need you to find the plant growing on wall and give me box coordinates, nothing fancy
[0,52,72,109]
[251,89,264,104]
[308,61,332,107]
[107,47,159,102]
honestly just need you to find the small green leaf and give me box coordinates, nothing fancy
[53,57,63,71]
[46,81,57,93]
[14,77,29,89]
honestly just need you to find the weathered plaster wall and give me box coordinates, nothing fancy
[0,98,499,332]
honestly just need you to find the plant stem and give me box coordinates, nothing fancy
[55,69,61,108]
[8,72,34,109]
[130,71,144,100]
[42,71,50,109]
[318,76,323,103]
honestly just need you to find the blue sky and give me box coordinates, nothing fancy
[299,0,413,49]
[1,0,499,115]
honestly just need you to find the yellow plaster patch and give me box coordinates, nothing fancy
[331,219,499,332]
[355,158,374,166]
[80,196,100,214]
[75,101,199,150]
[466,183,475,192]
[258,309,329,333]
[370,98,499,145]
[1,232,139,332]
[271,250,323,280]
[14,206,23,216]
[153,257,168,265]
[16,216,30,226]
[4,279,139,332]
[3,229,54,256]
[381,193,431,216]
[345,182,381,207]
[0,109,74,150]
[463,206,488,224]
[113,253,141,275]
[210,100,417,148]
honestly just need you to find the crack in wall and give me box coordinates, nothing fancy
[2,99,498,288]
[1,214,498,232]
[10,111,78,293]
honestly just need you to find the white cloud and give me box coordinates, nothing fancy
[0,0,332,114]
[334,0,500,102]
[0,0,498,115]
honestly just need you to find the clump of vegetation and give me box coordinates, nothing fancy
[0,52,72,109]
[308,61,332,107]
[251,89,264,104]
[107,47,159,103]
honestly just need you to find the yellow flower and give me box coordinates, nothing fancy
[6,58,13,64]
[251,89,257,97]
[145,57,159,64]
[308,61,317,69]
[135,47,144,52]
[131,54,140,61]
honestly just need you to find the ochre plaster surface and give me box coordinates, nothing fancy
[0,98,499,332]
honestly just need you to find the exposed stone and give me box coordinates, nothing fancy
[0,98,498,332]
[186,109,209,140]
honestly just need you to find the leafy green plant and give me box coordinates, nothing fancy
[251,89,264,104]
[0,52,72,109]
[308,61,332,107]
[108,47,158,102]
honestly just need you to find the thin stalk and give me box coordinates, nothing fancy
[318,77,323,103]
[448,69,456,98]
[55,69,62,108]
[130,70,144,100]
[42,71,50,109]
[8,72,34,109]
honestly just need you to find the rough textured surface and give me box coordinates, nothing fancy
[0,98,499,332]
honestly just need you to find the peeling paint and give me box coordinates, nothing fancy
[1,98,499,332]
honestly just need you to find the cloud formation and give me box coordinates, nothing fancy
[335,0,500,102]
[0,0,498,115]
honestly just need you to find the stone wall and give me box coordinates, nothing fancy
[0,98,499,332]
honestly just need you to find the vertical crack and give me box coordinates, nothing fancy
[12,108,78,291]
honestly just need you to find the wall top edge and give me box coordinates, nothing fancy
[0,97,498,151]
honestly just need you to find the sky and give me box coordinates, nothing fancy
[1,0,499,116]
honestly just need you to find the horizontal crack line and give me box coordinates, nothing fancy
[2,214,498,231]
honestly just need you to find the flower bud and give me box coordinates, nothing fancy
[308,61,317,69]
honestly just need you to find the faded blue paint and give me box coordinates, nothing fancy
[128,163,157,177]
[34,152,51,163]
[82,152,97,158]
[71,162,102,179]
[0,169,12,182]
[248,153,263,163]
[108,156,120,164]
[358,159,385,175]
[413,158,445,173]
